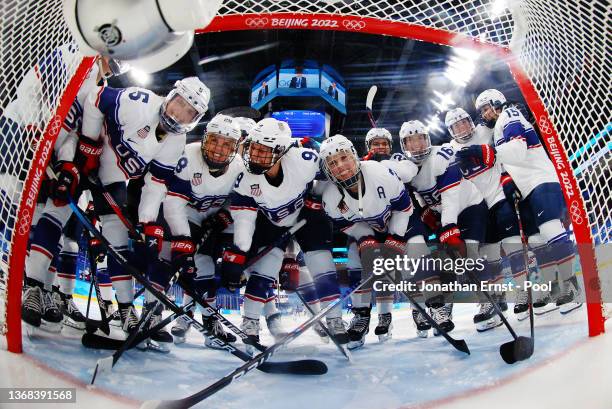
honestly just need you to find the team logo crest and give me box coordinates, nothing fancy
[192,172,202,186]
[137,125,150,139]
[250,184,262,196]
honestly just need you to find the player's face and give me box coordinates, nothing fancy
[450,118,474,142]
[248,142,274,167]
[326,151,358,182]
[203,134,238,164]
[402,134,428,153]
[480,104,499,123]
[165,95,199,126]
[369,138,391,155]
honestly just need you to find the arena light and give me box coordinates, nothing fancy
[199,43,278,65]
[431,90,454,112]
[490,0,508,19]
[129,68,151,86]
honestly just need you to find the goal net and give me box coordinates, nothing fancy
[0,0,608,352]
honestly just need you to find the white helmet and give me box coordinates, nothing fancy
[319,134,361,189]
[399,120,431,163]
[206,114,242,140]
[243,118,294,174]
[475,89,506,112]
[159,77,210,134]
[445,108,475,143]
[365,127,393,151]
[234,117,257,139]
[201,114,241,170]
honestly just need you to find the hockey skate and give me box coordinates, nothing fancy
[473,303,502,332]
[347,307,370,350]
[241,317,261,355]
[496,292,508,313]
[533,293,559,316]
[513,290,530,321]
[54,290,86,331]
[21,283,44,332]
[374,313,393,342]
[138,302,173,353]
[412,309,431,338]
[430,303,454,336]
[40,288,63,333]
[313,321,330,343]
[104,300,122,328]
[204,314,237,349]
[326,316,349,345]
[556,276,582,315]
[171,312,193,344]
[265,312,288,342]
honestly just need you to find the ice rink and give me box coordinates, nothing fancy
[2,297,611,409]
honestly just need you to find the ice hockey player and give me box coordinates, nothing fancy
[163,113,243,348]
[223,118,349,350]
[20,52,128,333]
[457,89,581,314]
[399,120,487,335]
[444,107,528,328]
[319,135,423,348]
[63,77,209,350]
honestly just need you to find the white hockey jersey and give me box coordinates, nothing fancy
[322,160,413,240]
[164,143,244,236]
[493,106,558,197]
[230,147,320,252]
[81,86,186,223]
[450,124,505,208]
[408,145,483,227]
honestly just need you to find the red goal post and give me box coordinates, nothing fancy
[0,0,607,353]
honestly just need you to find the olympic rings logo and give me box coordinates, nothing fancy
[342,20,366,30]
[245,18,269,28]
[538,115,553,135]
[47,115,62,137]
[17,208,32,237]
[568,200,584,225]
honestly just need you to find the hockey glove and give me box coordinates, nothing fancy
[383,234,406,258]
[357,235,383,275]
[420,206,441,232]
[88,237,106,263]
[74,135,103,177]
[304,193,324,212]
[136,223,164,263]
[438,224,467,259]
[171,236,196,275]
[279,257,300,292]
[50,162,80,206]
[221,245,247,290]
[456,144,496,169]
[500,172,521,205]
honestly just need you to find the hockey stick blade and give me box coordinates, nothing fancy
[365,85,378,127]
[499,336,534,364]
[258,360,327,375]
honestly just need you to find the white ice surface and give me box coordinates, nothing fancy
[3,296,611,409]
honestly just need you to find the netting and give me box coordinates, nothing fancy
[0,0,88,351]
[0,0,609,352]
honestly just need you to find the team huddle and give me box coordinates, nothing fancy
[18,53,582,355]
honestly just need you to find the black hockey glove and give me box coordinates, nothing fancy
[221,245,247,290]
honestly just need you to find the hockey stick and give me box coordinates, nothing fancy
[365,85,378,128]
[67,195,325,376]
[89,176,309,354]
[176,220,307,353]
[294,289,352,361]
[382,270,470,355]
[141,272,379,409]
[499,198,535,364]
[91,269,183,384]
[464,268,533,363]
